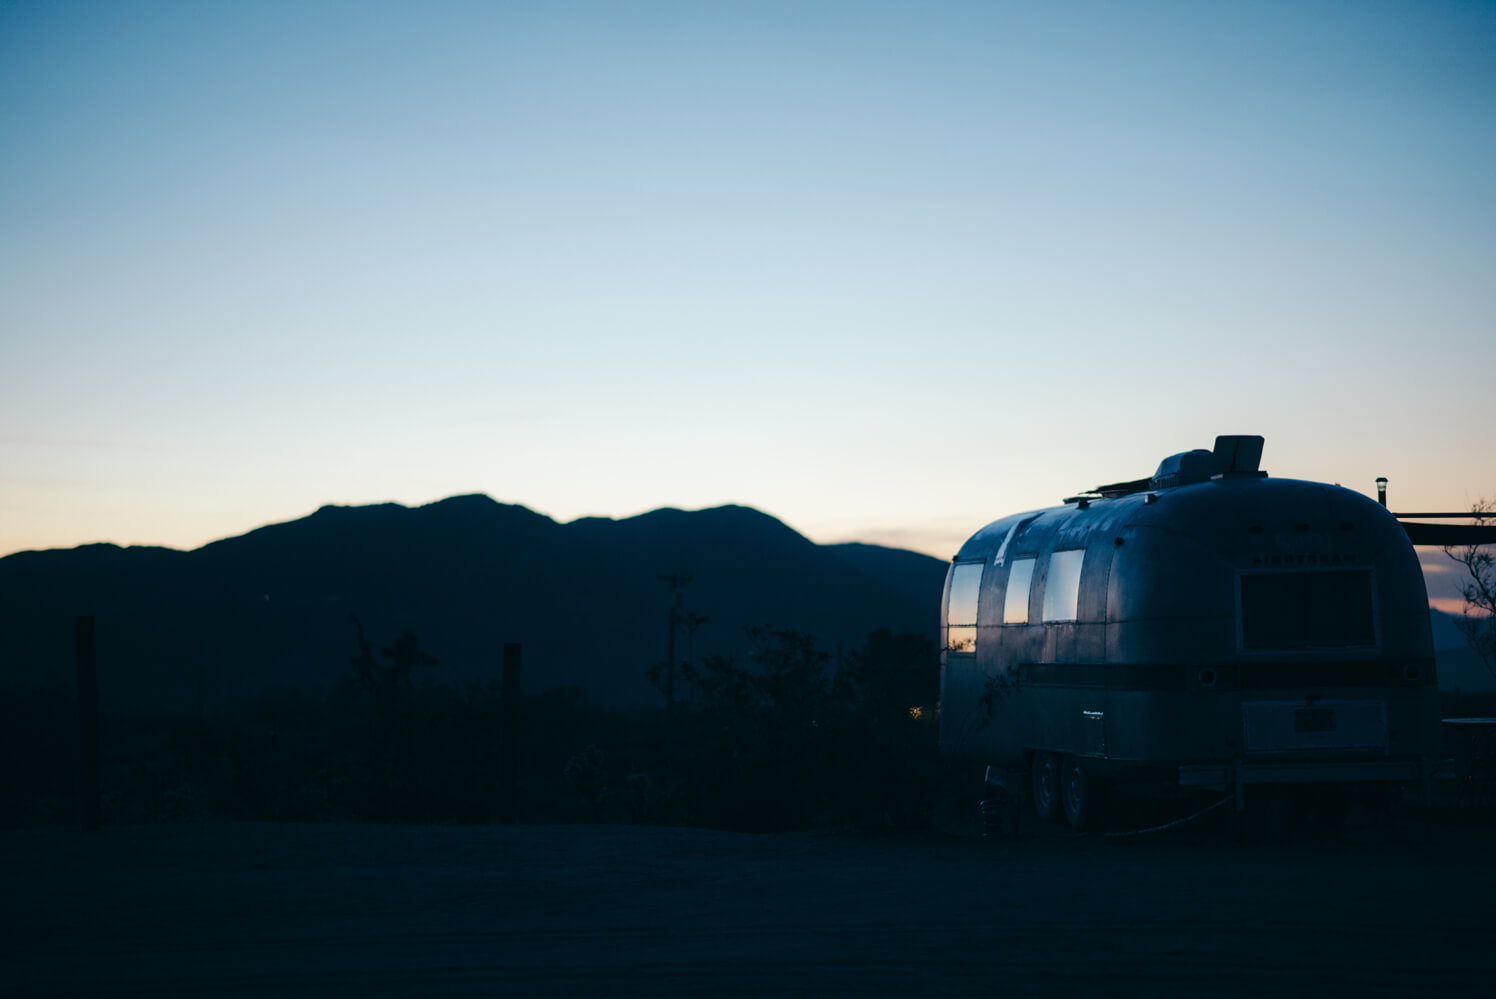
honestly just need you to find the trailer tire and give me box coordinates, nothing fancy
[1061,755,1091,830]
[1031,751,1062,823]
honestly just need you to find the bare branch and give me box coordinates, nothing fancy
[1443,499,1496,681]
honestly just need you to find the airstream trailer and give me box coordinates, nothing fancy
[939,435,1446,829]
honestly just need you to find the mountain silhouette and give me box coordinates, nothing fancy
[0,497,947,710]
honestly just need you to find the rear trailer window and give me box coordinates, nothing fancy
[1240,570,1375,649]
[946,562,984,653]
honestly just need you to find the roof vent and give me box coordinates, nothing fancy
[1151,449,1214,489]
[1212,435,1265,476]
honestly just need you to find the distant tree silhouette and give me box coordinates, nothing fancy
[692,652,757,713]
[342,619,483,821]
[838,628,943,828]
[649,610,711,707]
[635,625,947,832]
[351,617,437,714]
[841,628,940,720]
[680,611,710,705]
[657,573,693,708]
[745,626,833,716]
[563,744,607,822]
[1444,499,1496,681]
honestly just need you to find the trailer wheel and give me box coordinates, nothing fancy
[1031,751,1062,823]
[1061,755,1091,830]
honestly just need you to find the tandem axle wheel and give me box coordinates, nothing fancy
[1030,751,1103,831]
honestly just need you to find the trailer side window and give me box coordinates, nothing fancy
[1240,570,1375,648]
[1042,549,1085,622]
[945,561,984,654]
[1004,557,1035,625]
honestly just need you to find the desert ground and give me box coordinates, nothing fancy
[4,813,1494,997]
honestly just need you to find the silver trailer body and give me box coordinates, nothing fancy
[939,438,1443,805]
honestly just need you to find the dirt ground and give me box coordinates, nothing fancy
[4,813,1494,997]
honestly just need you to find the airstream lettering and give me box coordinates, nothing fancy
[940,435,1447,830]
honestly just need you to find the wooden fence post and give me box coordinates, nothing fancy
[76,615,102,831]
[500,643,521,823]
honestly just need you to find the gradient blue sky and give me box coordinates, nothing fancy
[2,1,1493,607]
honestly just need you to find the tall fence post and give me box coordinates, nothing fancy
[75,615,102,831]
[500,642,521,823]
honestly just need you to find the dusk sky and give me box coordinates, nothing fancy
[2,1,1492,609]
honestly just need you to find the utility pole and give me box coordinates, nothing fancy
[682,611,709,706]
[658,574,692,709]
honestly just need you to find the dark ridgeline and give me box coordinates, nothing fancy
[0,495,945,711]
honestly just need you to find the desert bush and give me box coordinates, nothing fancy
[1,627,947,833]
[627,627,945,832]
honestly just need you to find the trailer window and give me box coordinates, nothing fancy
[1004,557,1035,624]
[1240,570,1375,649]
[1043,549,1085,622]
[946,562,984,653]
